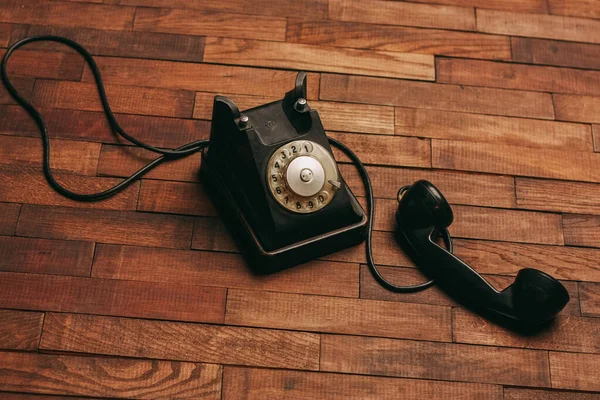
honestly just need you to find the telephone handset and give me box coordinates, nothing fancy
[201,72,368,273]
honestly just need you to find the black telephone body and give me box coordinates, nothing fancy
[200,72,368,274]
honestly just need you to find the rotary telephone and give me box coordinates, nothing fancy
[1,36,571,330]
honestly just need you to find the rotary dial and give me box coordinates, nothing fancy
[266,140,340,213]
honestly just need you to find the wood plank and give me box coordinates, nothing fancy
[360,265,582,316]
[320,74,554,119]
[395,107,592,150]
[477,9,600,44]
[0,23,10,47]
[453,309,600,353]
[31,80,195,119]
[1,78,34,105]
[594,125,600,152]
[549,352,600,391]
[97,145,201,183]
[91,243,360,298]
[133,7,286,42]
[437,58,600,96]
[0,351,221,399]
[0,166,140,211]
[0,272,226,323]
[0,310,43,351]
[0,106,210,149]
[203,38,435,81]
[328,0,476,31]
[0,0,135,30]
[0,49,83,81]
[555,94,600,124]
[339,164,516,208]
[0,236,93,277]
[0,202,21,236]
[452,239,600,283]
[40,313,320,370]
[0,394,95,400]
[580,283,600,317]
[10,24,205,63]
[225,289,452,342]
[505,388,600,400]
[112,0,328,19]
[137,179,215,216]
[16,205,195,249]
[286,19,511,60]
[320,334,551,387]
[432,140,600,183]
[0,136,100,176]
[328,132,430,168]
[512,37,600,70]
[193,93,396,135]
[563,214,600,248]
[517,178,600,215]
[406,0,546,13]
[81,56,321,99]
[547,0,600,19]
[222,366,503,400]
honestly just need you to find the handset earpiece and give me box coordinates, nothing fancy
[395,180,569,329]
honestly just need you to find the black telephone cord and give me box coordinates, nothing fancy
[1,35,439,292]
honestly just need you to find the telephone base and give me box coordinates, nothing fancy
[201,151,368,274]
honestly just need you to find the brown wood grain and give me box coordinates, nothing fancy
[81,56,321,99]
[0,136,100,176]
[547,0,600,19]
[329,0,476,31]
[133,7,286,41]
[0,236,93,277]
[97,145,201,183]
[225,289,452,342]
[516,178,600,215]
[395,107,592,150]
[437,58,600,96]
[113,0,328,18]
[580,283,600,317]
[477,9,600,44]
[0,393,95,400]
[0,105,209,148]
[563,214,600,248]
[91,243,360,298]
[0,310,43,351]
[512,37,600,70]
[554,94,600,124]
[10,24,205,63]
[432,140,600,183]
[204,37,435,81]
[40,313,320,370]
[0,166,140,210]
[549,352,600,391]
[0,77,34,105]
[32,80,195,118]
[453,309,600,353]
[222,366,504,400]
[406,0,546,12]
[328,132,430,168]
[0,49,83,81]
[137,179,215,216]
[0,351,222,399]
[0,23,10,47]
[594,125,600,152]
[286,19,511,60]
[0,272,226,323]
[320,74,554,119]
[321,334,551,387]
[193,93,396,135]
[0,0,135,30]
[505,388,600,400]
[0,202,21,235]
[16,205,195,249]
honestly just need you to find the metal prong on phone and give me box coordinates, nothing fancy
[328,180,342,191]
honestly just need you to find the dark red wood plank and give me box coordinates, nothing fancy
[0,202,21,235]
[505,388,600,400]
[0,272,226,323]
[550,352,600,391]
[0,236,93,277]
[0,310,43,351]
[137,180,215,216]
[0,77,33,105]
[563,214,600,248]
[0,49,83,81]
[512,37,600,70]
[0,23,11,47]
[580,282,600,317]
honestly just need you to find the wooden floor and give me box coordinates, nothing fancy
[1,0,600,398]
